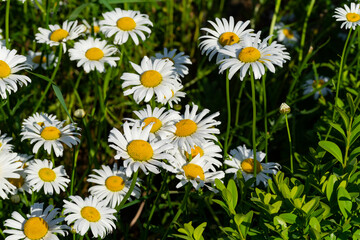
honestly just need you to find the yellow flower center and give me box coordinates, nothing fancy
[105,175,125,192]
[218,32,240,46]
[175,119,197,137]
[0,142,2,147]
[241,158,263,174]
[0,60,11,78]
[127,140,154,161]
[140,70,163,88]
[8,176,25,188]
[81,206,101,222]
[238,47,261,63]
[38,168,56,182]
[32,55,47,64]
[346,13,360,22]
[312,79,325,89]
[282,29,294,39]
[91,26,100,33]
[23,217,49,240]
[185,145,204,160]
[40,126,61,140]
[117,17,136,31]
[182,163,205,180]
[49,29,69,42]
[143,117,162,133]
[37,122,45,127]
[85,47,104,61]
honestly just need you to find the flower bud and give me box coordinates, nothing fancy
[74,109,86,119]
[279,102,291,114]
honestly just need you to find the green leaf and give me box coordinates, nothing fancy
[349,146,360,163]
[26,70,51,82]
[238,211,253,239]
[99,0,113,10]
[273,216,287,229]
[328,122,346,141]
[52,84,74,123]
[213,199,229,214]
[184,221,195,234]
[326,175,337,202]
[215,178,225,191]
[350,123,360,147]
[193,222,207,240]
[318,141,343,164]
[227,179,238,210]
[171,234,192,240]
[302,197,319,215]
[337,187,352,219]
[279,213,297,224]
[269,201,282,214]
[309,217,321,232]
[108,0,164,2]
[335,106,349,129]
[346,93,355,117]
[353,229,360,239]
[291,185,304,199]
[68,3,93,20]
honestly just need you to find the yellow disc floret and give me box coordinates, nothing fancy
[127,140,154,161]
[175,119,197,137]
[8,176,25,188]
[241,158,263,174]
[0,60,11,78]
[32,55,47,64]
[140,70,163,88]
[81,206,101,222]
[23,217,49,240]
[312,79,325,89]
[143,117,162,133]
[50,29,69,42]
[185,145,204,160]
[182,163,205,180]
[238,47,261,63]
[117,17,136,31]
[219,32,240,46]
[38,168,56,182]
[282,29,294,39]
[346,13,360,22]
[40,126,61,140]
[105,176,125,192]
[85,47,104,61]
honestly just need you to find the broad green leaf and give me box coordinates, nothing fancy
[279,183,291,199]
[318,141,343,164]
[302,197,319,215]
[227,179,238,210]
[279,213,297,224]
[264,193,271,205]
[215,178,225,191]
[348,146,360,163]
[326,175,337,201]
[269,201,282,214]
[337,187,352,219]
[178,228,191,236]
[193,222,207,240]
[353,229,360,239]
[171,234,192,240]
[68,3,93,20]
[319,202,331,220]
[350,124,360,146]
[238,211,253,239]
[291,185,304,199]
[346,93,355,117]
[212,199,229,214]
[309,217,321,232]
[335,106,349,129]
[184,221,194,234]
[52,85,74,123]
[273,216,287,229]
[328,122,346,140]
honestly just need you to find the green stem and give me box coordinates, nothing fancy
[262,75,268,164]
[50,150,55,165]
[70,145,80,196]
[298,0,315,62]
[116,170,139,211]
[250,72,257,179]
[5,0,10,48]
[224,70,231,158]
[268,0,281,43]
[284,114,293,173]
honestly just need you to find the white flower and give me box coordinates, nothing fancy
[224,144,281,186]
[0,46,32,99]
[218,31,290,80]
[4,203,69,240]
[35,20,86,52]
[156,80,186,108]
[69,37,120,73]
[0,151,21,199]
[100,8,153,45]
[63,195,116,238]
[20,120,81,157]
[22,112,60,130]
[26,50,57,70]
[25,159,70,195]
[8,154,33,194]
[303,76,332,99]
[121,56,177,104]
[88,163,141,208]
[82,18,101,35]
[108,121,174,177]
[199,16,255,62]
[0,130,14,153]
[275,23,299,47]
[333,2,360,30]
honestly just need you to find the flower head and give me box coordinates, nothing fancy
[0,151,21,199]
[26,50,57,70]
[303,76,332,99]
[333,2,360,30]
[275,23,299,47]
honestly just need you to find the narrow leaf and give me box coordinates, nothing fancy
[326,174,337,201]
[337,187,352,219]
[328,122,346,141]
[52,84,74,123]
[335,106,349,129]
[318,141,343,164]
[193,222,207,240]
[347,93,355,117]
[227,179,238,209]
[301,197,319,215]
[349,146,360,163]
[68,3,93,20]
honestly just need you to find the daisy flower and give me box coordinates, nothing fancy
[303,76,332,99]
[218,31,290,80]
[0,151,22,199]
[108,121,175,177]
[126,104,181,140]
[333,2,360,30]
[0,46,32,99]
[20,120,80,157]
[3,203,69,240]
[166,103,221,153]
[25,159,70,195]
[8,167,32,195]
[275,23,299,47]
[100,8,153,45]
[22,112,60,130]
[82,18,101,35]
[121,56,177,103]
[199,16,255,62]
[153,48,192,78]
[87,163,141,208]
[63,195,116,238]
[69,37,120,73]
[0,130,14,153]
[35,20,86,52]
[26,50,57,70]
[156,81,186,108]
[224,144,281,186]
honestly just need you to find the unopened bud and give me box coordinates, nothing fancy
[10,194,20,203]
[74,109,86,119]
[279,103,291,114]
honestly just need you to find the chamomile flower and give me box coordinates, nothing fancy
[26,50,57,70]
[22,112,60,130]
[8,167,32,194]
[126,104,181,140]
[156,81,186,108]
[0,152,22,199]
[100,8,153,45]
[275,23,299,47]
[82,18,101,35]
[35,20,86,52]
[87,163,141,208]
[153,48,192,78]
[3,203,69,240]
[224,144,281,186]
[108,121,175,177]
[121,56,177,103]
[20,120,81,157]
[69,37,120,73]
[0,130,14,153]
[0,46,32,99]
[199,16,255,62]
[63,195,117,238]
[218,31,290,80]
[167,103,221,153]
[25,159,70,195]
[333,2,360,30]
[303,76,332,99]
